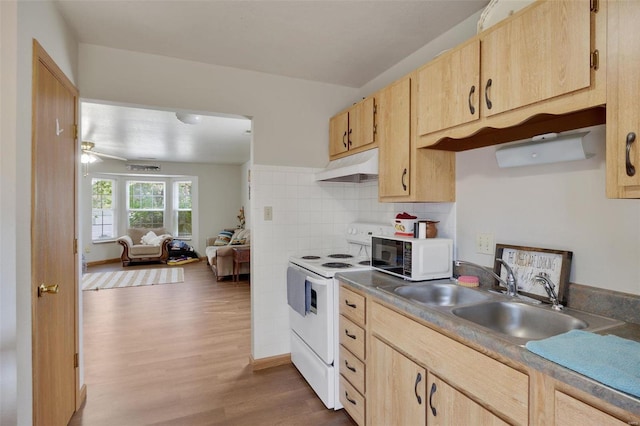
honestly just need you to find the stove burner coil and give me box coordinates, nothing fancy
[328,254,353,259]
[322,262,353,268]
[358,260,371,266]
[301,255,321,260]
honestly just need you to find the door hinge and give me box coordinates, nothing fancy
[74,353,79,368]
[74,238,78,254]
[73,123,78,140]
[590,50,600,70]
[590,0,599,13]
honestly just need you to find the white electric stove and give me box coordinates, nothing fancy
[287,222,394,410]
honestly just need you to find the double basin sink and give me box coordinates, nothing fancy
[378,281,623,346]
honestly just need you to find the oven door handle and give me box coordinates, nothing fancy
[305,275,330,287]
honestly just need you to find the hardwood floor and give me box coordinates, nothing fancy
[70,261,355,426]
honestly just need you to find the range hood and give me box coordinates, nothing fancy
[315,148,379,183]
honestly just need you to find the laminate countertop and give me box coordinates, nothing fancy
[336,270,640,417]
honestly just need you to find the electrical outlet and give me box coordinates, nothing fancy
[264,206,273,221]
[476,233,494,255]
[84,247,91,254]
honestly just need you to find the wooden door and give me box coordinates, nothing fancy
[351,96,376,150]
[417,38,480,136]
[427,374,508,426]
[481,0,591,117]
[329,110,349,157]
[554,391,628,426]
[369,337,426,425]
[32,40,79,426]
[606,0,640,197]
[378,76,411,198]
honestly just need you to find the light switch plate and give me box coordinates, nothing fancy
[264,206,273,221]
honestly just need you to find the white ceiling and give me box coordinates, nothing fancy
[58,0,489,164]
[81,102,252,164]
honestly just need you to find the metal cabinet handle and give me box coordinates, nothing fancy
[344,360,356,373]
[485,78,493,110]
[429,382,437,416]
[626,132,636,176]
[348,128,353,147]
[345,391,357,405]
[342,131,347,148]
[344,329,357,340]
[401,168,407,191]
[468,85,476,115]
[344,300,357,308]
[38,283,59,298]
[414,373,423,405]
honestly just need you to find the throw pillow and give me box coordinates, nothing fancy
[141,231,158,245]
[229,229,247,245]
[213,230,234,246]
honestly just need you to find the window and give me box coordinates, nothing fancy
[174,181,192,238]
[127,181,165,228]
[91,178,115,241]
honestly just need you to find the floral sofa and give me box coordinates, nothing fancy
[205,228,251,281]
[116,227,173,266]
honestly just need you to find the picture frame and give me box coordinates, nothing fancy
[493,244,573,303]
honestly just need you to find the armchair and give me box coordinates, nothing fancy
[116,227,173,266]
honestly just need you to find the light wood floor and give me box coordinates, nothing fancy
[70,261,355,426]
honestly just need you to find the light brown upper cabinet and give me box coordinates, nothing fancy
[378,77,411,198]
[481,0,591,117]
[606,0,640,198]
[378,74,455,202]
[417,0,604,151]
[416,38,480,136]
[329,96,377,159]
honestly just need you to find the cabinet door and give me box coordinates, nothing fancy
[379,77,411,198]
[481,0,591,117]
[417,38,480,136]
[555,391,628,426]
[427,374,508,426]
[369,337,426,425]
[607,0,640,196]
[329,110,349,157]
[350,97,376,151]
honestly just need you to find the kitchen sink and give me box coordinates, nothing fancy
[451,301,623,344]
[392,283,492,307]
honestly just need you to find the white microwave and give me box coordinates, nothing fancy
[371,235,453,281]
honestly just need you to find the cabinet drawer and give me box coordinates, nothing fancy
[371,301,528,425]
[339,315,365,360]
[340,375,365,426]
[339,345,365,393]
[339,286,366,325]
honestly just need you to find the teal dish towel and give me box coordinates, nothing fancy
[526,330,640,398]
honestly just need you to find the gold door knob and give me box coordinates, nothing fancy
[38,283,59,297]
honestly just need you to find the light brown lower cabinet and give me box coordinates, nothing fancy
[554,391,629,426]
[426,374,509,426]
[369,337,426,425]
[337,285,639,426]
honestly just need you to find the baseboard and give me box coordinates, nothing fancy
[250,353,291,371]
[76,384,87,410]
[86,258,120,267]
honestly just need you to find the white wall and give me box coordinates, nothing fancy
[1,2,18,424]
[1,0,79,424]
[82,159,243,261]
[457,126,640,295]
[78,44,359,168]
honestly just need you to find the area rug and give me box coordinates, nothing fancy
[81,268,184,291]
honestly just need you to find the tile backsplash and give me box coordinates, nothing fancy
[249,164,456,359]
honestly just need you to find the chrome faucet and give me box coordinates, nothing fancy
[454,259,519,298]
[534,273,564,311]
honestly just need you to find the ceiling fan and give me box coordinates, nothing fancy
[81,141,128,163]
